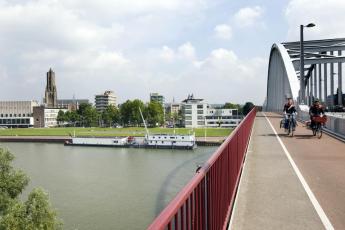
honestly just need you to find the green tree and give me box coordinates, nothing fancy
[101,105,120,127]
[69,111,80,126]
[77,103,99,127]
[0,149,29,215]
[242,102,255,115]
[223,102,241,110]
[119,99,145,126]
[145,101,164,127]
[56,110,65,126]
[131,99,145,126]
[119,100,132,126]
[0,148,61,229]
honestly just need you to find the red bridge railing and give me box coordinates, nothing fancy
[147,108,256,230]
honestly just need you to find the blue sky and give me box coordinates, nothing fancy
[0,0,343,104]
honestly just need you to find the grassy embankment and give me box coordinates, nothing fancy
[0,127,232,137]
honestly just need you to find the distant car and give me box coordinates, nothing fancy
[0,126,8,129]
[167,125,174,128]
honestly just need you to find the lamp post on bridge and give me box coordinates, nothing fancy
[300,23,315,104]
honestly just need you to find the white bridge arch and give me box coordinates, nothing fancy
[266,38,345,112]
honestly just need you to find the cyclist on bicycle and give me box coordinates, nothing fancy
[283,98,297,130]
[309,99,325,128]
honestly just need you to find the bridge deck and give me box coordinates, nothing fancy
[230,112,345,229]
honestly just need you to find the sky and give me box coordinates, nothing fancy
[1,0,345,105]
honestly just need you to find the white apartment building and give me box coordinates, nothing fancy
[181,95,243,128]
[205,108,241,128]
[181,95,208,128]
[95,90,117,112]
[0,101,39,128]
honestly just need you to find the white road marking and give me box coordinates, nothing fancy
[263,113,334,230]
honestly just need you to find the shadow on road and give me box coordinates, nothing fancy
[256,114,282,118]
[259,133,314,139]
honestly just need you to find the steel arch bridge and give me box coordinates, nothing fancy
[265,38,345,112]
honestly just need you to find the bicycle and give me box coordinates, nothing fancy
[311,116,327,139]
[280,114,296,137]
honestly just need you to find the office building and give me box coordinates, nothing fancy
[150,93,165,106]
[95,90,117,112]
[170,103,181,115]
[0,101,39,128]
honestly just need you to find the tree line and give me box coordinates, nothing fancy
[223,102,255,115]
[57,100,255,128]
[57,100,164,128]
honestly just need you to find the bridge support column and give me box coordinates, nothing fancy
[324,63,328,107]
[338,50,343,106]
[306,76,310,105]
[319,64,322,101]
[330,51,335,107]
[314,67,317,101]
[310,71,313,106]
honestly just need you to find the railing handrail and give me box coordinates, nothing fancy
[147,108,256,229]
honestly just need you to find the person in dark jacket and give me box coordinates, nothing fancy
[309,99,325,128]
[283,98,297,129]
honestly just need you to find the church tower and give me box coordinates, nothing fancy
[44,68,57,107]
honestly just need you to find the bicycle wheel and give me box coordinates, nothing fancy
[288,120,293,137]
[286,120,291,135]
[290,125,294,137]
[317,125,323,139]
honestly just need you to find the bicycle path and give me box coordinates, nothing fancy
[230,112,345,229]
[264,112,345,229]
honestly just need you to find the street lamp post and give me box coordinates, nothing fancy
[300,23,315,104]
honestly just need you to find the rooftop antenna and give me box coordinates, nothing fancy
[139,107,149,136]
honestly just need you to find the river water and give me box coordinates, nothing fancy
[0,142,216,230]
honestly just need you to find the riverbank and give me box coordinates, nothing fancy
[0,127,231,137]
[0,136,225,146]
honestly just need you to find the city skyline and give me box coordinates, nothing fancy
[0,0,345,104]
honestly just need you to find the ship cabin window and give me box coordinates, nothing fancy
[114,141,118,143]
[150,141,153,143]
[173,141,176,144]
[162,141,164,144]
[182,137,184,139]
[170,137,175,139]
[158,136,161,139]
[164,137,167,139]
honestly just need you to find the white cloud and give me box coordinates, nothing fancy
[0,0,266,104]
[234,6,264,28]
[159,46,176,61]
[214,24,232,40]
[177,42,196,60]
[158,42,196,62]
[285,0,345,40]
[148,44,267,103]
